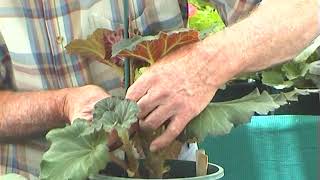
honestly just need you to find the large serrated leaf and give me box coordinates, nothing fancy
[272,88,320,106]
[184,89,280,141]
[281,61,309,80]
[92,97,139,132]
[40,119,108,180]
[112,29,200,64]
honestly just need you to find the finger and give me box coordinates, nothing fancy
[149,115,189,152]
[126,76,152,102]
[140,103,176,130]
[137,89,169,119]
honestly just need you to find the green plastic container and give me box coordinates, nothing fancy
[89,160,224,180]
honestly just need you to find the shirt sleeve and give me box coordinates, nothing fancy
[207,0,261,26]
[0,32,13,90]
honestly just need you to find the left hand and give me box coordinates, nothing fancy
[63,85,137,152]
[63,85,111,122]
[126,42,221,152]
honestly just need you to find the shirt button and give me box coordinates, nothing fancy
[56,36,64,44]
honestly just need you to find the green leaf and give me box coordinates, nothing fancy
[188,0,225,38]
[309,61,320,75]
[188,0,215,8]
[66,29,107,61]
[306,61,320,88]
[308,74,320,88]
[188,5,225,37]
[92,97,139,132]
[235,72,260,81]
[281,61,309,80]
[112,29,200,64]
[40,119,108,180]
[134,67,149,81]
[305,51,320,64]
[261,70,294,89]
[184,89,280,141]
[294,35,320,62]
[66,29,124,75]
[271,88,319,106]
[0,174,27,180]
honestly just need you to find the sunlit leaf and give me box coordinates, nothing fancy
[187,1,225,38]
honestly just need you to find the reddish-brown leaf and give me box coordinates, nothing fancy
[112,29,200,64]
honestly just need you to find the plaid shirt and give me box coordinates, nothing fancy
[0,0,259,178]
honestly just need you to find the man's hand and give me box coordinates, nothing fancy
[0,85,111,138]
[63,85,111,123]
[126,42,223,152]
[126,0,319,152]
[63,85,129,151]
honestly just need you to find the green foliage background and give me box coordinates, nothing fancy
[188,0,225,34]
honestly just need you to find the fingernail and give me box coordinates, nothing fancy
[150,144,157,152]
[139,121,148,130]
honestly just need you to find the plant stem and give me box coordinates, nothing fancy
[118,129,139,177]
[123,0,131,91]
[138,129,166,178]
[109,152,128,171]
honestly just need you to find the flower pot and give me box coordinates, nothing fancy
[89,160,224,179]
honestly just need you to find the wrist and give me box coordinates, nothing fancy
[197,32,244,88]
[55,88,70,123]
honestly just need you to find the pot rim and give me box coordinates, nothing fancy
[89,162,224,180]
